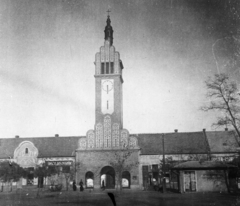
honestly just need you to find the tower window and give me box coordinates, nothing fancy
[106,63,109,74]
[110,62,114,74]
[25,148,28,154]
[101,63,104,74]
[101,62,114,74]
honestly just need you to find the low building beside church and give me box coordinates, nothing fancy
[172,161,237,193]
[0,135,80,188]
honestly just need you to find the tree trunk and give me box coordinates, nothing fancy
[119,173,122,192]
[162,178,166,193]
[66,177,68,191]
[224,170,230,193]
[9,181,12,192]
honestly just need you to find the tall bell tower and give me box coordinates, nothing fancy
[94,14,124,130]
[93,14,125,149]
[78,14,138,150]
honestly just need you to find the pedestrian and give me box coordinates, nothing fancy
[73,180,77,191]
[79,179,84,192]
[102,180,105,190]
[153,179,158,191]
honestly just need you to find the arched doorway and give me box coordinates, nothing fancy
[100,166,115,189]
[85,171,94,188]
[122,171,131,188]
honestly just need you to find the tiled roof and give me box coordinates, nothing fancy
[0,136,83,159]
[0,131,238,159]
[173,161,236,170]
[205,131,239,153]
[136,132,209,155]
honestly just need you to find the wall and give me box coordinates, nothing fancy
[179,170,227,193]
[196,170,227,192]
[76,149,139,189]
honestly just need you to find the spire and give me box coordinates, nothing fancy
[104,10,113,45]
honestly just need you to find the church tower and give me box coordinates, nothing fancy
[76,14,139,190]
[94,14,124,148]
[78,14,138,150]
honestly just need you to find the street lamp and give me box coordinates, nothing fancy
[162,134,166,193]
[8,156,13,192]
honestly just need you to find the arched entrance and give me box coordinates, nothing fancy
[85,171,94,188]
[100,166,115,189]
[122,171,131,188]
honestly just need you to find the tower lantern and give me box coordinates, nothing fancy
[104,14,114,46]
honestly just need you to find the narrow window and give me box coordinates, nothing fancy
[107,101,109,109]
[101,63,104,74]
[106,63,109,74]
[110,62,114,73]
[25,148,28,154]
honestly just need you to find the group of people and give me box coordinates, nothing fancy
[72,180,84,191]
[72,179,106,191]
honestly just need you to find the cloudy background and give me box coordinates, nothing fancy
[0,0,239,138]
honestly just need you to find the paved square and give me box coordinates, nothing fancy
[0,189,239,206]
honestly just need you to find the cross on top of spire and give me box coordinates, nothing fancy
[107,9,111,17]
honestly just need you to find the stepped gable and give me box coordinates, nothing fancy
[205,131,239,153]
[136,132,209,155]
[0,136,83,159]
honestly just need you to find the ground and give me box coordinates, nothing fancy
[0,188,239,206]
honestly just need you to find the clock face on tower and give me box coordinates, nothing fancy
[101,79,114,114]
[102,80,113,93]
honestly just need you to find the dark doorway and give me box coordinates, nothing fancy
[27,167,34,185]
[38,176,44,188]
[122,171,131,188]
[100,166,115,189]
[85,171,94,188]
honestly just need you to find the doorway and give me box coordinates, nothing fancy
[184,171,196,192]
[100,166,115,189]
[122,171,131,188]
[85,171,94,188]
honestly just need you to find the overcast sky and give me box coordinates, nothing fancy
[0,0,239,138]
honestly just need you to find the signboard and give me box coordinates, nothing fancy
[46,161,73,166]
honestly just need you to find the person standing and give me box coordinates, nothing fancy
[102,180,105,190]
[72,180,77,191]
[79,179,84,192]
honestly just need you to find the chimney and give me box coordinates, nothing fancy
[203,129,206,132]
[15,135,19,138]
[174,129,178,133]
[55,134,59,137]
[225,128,228,131]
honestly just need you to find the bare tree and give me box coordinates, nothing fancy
[0,161,25,192]
[108,145,139,192]
[61,163,80,191]
[34,163,59,197]
[201,73,240,146]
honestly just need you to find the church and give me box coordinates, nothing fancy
[0,15,239,192]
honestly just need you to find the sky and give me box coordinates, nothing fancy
[0,0,239,138]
